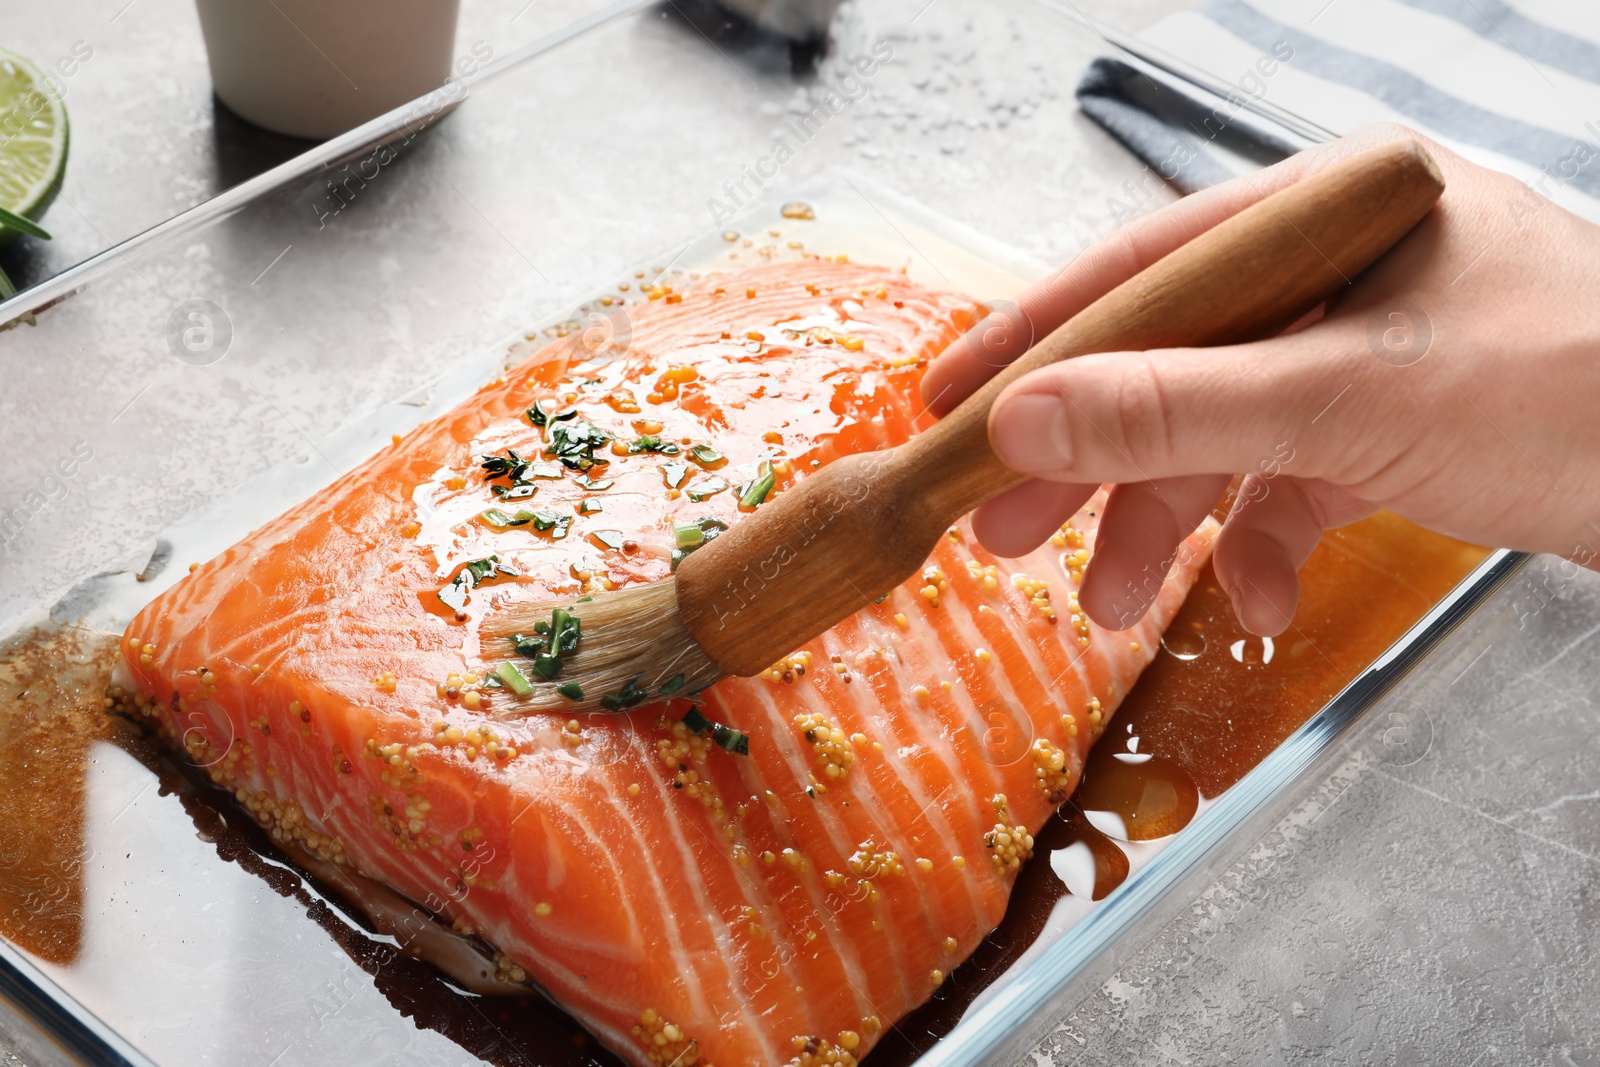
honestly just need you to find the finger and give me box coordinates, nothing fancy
[1212,476,1377,635]
[920,124,1438,416]
[986,327,1367,487]
[1079,474,1232,630]
[919,299,1041,417]
[970,479,1098,558]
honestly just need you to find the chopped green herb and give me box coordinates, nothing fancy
[527,401,580,428]
[873,593,889,604]
[529,509,575,539]
[669,517,729,571]
[481,447,548,498]
[512,607,582,679]
[575,595,593,603]
[436,555,517,611]
[491,483,538,501]
[465,556,518,582]
[480,508,539,529]
[738,460,775,508]
[680,706,749,755]
[575,475,615,491]
[600,675,650,712]
[529,462,564,479]
[687,444,725,467]
[438,577,471,612]
[673,521,709,549]
[579,499,603,514]
[590,529,627,550]
[660,462,691,489]
[496,661,534,696]
[712,724,751,756]
[481,672,504,688]
[547,420,614,471]
[557,681,585,700]
[686,475,728,502]
[659,673,686,696]
[626,434,682,456]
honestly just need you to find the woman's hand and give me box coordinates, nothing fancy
[922,123,1600,636]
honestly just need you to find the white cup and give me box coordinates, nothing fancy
[194,0,461,141]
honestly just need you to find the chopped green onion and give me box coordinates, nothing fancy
[547,421,615,471]
[496,661,534,696]
[576,475,615,491]
[686,475,728,502]
[590,529,627,550]
[480,508,538,528]
[739,460,775,508]
[688,444,724,467]
[626,435,680,456]
[579,499,603,514]
[491,483,537,500]
[660,461,691,489]
[600,676,650,712]
[480,451,518,477]
[527,401,579,427]
[669,518,729,571]
[557,682,585,700]
[512,607,582,681]
[530,510,574,539]
[711,724,751,756]
[436,555,516,611]
[659,673,687,696]
[679,706,749,755]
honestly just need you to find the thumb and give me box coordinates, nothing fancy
[986,332,1363,485]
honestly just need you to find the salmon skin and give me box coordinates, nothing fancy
[116,259,1214,1067]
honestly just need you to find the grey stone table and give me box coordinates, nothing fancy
[0,1,1594,1065]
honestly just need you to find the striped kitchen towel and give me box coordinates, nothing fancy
[1073,0,1600,222]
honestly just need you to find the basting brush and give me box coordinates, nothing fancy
[485,140,1447,715]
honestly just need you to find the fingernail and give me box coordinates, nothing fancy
[992,393,1073,473]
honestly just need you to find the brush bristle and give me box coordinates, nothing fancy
[482,578,724,716]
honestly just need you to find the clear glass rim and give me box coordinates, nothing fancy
[0,0,656,326]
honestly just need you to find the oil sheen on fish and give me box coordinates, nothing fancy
[115,259,1215,1067]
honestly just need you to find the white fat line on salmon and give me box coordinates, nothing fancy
[766,652,943,1003]
[737,680,891,1000]
[875,599,1014,902]
[945,534,1077,749]
[669,722,858,1065]
[704,39,896,227]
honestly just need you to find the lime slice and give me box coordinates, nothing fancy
[0,48,68,246]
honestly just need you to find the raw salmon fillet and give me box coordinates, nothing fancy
[116,259,1213,1067]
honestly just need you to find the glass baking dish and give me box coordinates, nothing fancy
[0,1,1524,1065]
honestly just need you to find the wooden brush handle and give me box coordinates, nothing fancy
[676,141,1446,676]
